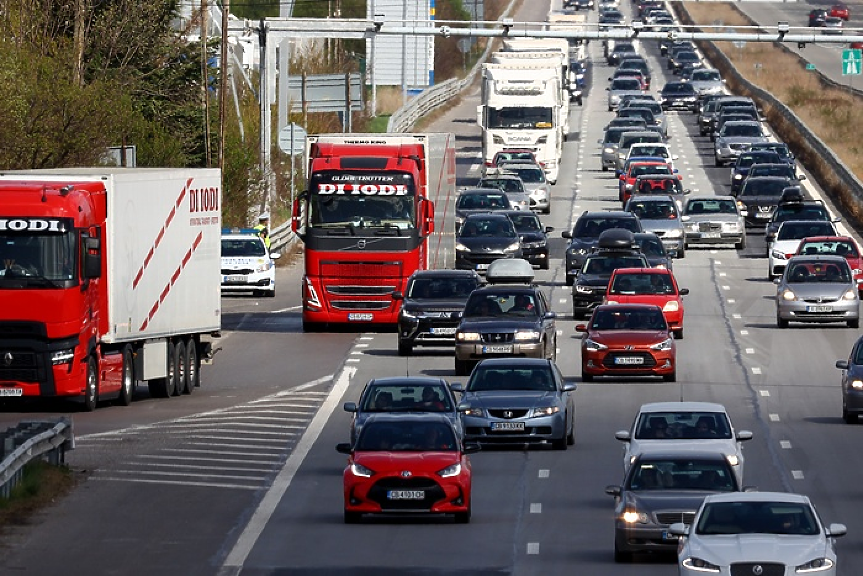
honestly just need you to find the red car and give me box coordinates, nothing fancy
[577,304,677,382]
[618,161,674,205]
[830,4,850,20]
[605,268,689,338]
[486,148,538,169]
[336,413,478,523]
[796,236,863,292]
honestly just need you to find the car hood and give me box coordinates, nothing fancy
[640,220,684,233]
[518,232,546,243]
[458,237,519,250]
[463,390,560,409]
[784,282,853,299]
[627,490,718,515]
[459,318,541,331]
[222,256,270,268]
[353,451,461,472]
[569,238,600,251]
[590,330,671,345]
[689,534,827,566]
[402,298,469,313]
[578,273,612,287]
[686,214,740,223]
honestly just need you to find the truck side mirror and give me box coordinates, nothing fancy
[476,105,484,128]
[82,235,101,279]
[423,199,435,236]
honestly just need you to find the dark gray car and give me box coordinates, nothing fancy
[455,213,522,272]
[835,334,863,423]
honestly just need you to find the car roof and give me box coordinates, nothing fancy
[788,254,848,265]
[459,187,506,195]
[475,358,552,368]
[368,376,449,387]
[362,412,455,426]
[409,269,481,279]
[703,492,810,504]
[639,401,728,412]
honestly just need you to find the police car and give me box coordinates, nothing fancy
[221,228,280,297]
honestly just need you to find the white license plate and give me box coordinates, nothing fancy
[387,490,425,500]
[702,232,721,239]
[491,421,526,431]
[614,356,644,365]
[806,305,833,313]
[0,388,23,397]
[430,327,456,335]
[476,263,489,270]
[224,275,247,282]
[347,313,374,321]
[755,212,771,219]
[482,345,513,354]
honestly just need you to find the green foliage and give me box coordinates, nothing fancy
[233,0,280,20]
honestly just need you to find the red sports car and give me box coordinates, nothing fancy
[577,303,676,382]
[337,413,478,523]
[830,4,850,20]
[605,268,689,338]
[796,235,863,293]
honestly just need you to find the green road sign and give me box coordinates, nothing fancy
[806,63,816,70]
[843,49,862,75]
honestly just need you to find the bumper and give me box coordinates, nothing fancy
[614,522,679,555]
[777,301,859,324]
[582,350,675,377]
[455,341,544,361]
[521,246,550,266]
[221,271,275,293]
[398,319,459,348]
[844,386,863,414]
[344,473,470,516]
[462,413,567,444]
[659,237,684,255]
[455,253,516,272]
[602,151,618,169]
[685,231,744,245]
[573,293,605,317]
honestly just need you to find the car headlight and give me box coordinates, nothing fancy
[349,462,375,477]
[457,332,481,341]
[437,463,462,478]
[722,222,741,232]
[662,301,679,312]
[665,229,682,238]
[463,406,485,417]
[456,242,470,252]
[733,174,743,180]
[569,247,588,256]
[531,406,560,417]
[584,338,607,351]
[604,147,614,154]
[622,510,648,524]
[575,284,593,293]
[254,259,274,273]
[726,454,739,466]
[650,337,673,351]
[681,558,720,572]
[400,308,418,320]
[605,299,619,305]
[514,331,540,341]
[51,348,75,366]
[795,558,834,573]
[851,380,863,389]
[504,242,521,252]
[782,289,797,301]
[685,223,699,233]
[771,250,789,261]
[842,288,857,301]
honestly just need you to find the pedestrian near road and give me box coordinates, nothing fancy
[254,213,271,249]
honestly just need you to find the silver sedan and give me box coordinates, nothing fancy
[775,255,860,328]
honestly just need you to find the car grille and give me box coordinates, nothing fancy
[0,350,38,382]
[488,409,529,419]
[330,300,392,311]
[801,296,839,303]
[320,261,402,278]
[327,285,396,295]
[481,333,515,344]
[602,352,657,368]
[730,564,784,576]
[698,222,722,232]
[655,511,696,526]
[367,477,446,511]
[221,267,254,275]
[462,254,507,265]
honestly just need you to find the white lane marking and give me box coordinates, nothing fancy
[221,366,356,571]
[559,298,568,304]
[538,469,550,478]
[714,260,722,265]
[530,503,542,514]
[360,336,373,341]
[556,330,563,336]
[719,272,727,277]
[272,305,302,313]
[722,285,730,291]
[746,348,755,354]
[356,343,369,348]
[346,358,360,363]
[752,367,762,375]
[792,470,804,480]
[769,413,780,422]
[733,313,742,319]
[780,440,792,449]
[527,543,540,555]
[740,330,749,335]
[350,350,363,355]
[760,390,770,397]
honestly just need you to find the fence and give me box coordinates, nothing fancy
[0,418,74,499]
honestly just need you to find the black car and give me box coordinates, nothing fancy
[735,176,797,227]
[606,451,742,562]
[729,151,783,195]
[393,269,482,355]
[669,50,700,74]
[700,96,755,134]
[660,81,698,111]
[608,41,637,66]
[634,231,673,270]
[343,376,464,443]
[836,334,863,423]
[563,211,643,285]
[454,188,513,233]
[454,259,557,375]
[809,8,828,26]
[747,163,802,189]
[764,197,835,246]
[455,213,522,272]
[617,58,652,89]
[746,141,796,171]
[504,210,554,270]
[573,230,650,318]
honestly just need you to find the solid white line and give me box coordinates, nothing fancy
[221,365,356,570]
[165,421,306,430]
[184,442,283,452]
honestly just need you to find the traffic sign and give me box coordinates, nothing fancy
[806,63,816,70]
[278,123,307,156]
[842,48,862,76]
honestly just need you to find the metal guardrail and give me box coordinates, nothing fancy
[268,220,295,255]
[0,418,74,498]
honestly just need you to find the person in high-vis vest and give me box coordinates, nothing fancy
[254,213,271,249]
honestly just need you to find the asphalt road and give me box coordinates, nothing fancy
[3,1,863,576]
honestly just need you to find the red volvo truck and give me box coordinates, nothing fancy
[292,133,456,331]
[0,168,222,410]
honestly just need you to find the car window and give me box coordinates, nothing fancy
[459,218,516,238]
[628,460,735,491]
[634,411,732,439]
[222,239,267,257]
[467,366,556,392]
[408,277,479,299]
[356,421,457,451]
[360,383,454,413]
[611,273,675,295]
[799,240,858,257]
[696,502,819,536]
[777,222,835,241]
[457,193,509,210]
[787,261,851,283]
[722,124,762,137]
[590,307,667,330]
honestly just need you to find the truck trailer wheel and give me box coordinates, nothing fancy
[148,341,176,398]
[116,346,135,406]
[82,356,99,412]
[184,338,199,393]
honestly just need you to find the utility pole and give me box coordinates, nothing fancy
[219,0,230,171]
[201,0,212,168]
[73,0,86,87]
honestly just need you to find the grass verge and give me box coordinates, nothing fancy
[0,460,78,531]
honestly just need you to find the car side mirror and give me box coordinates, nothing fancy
[833,217,841,223]
[562,230,572,239]
[737,430,754,441]
[827,524,848,538]
[773,277,781,284]
[450,382,464,394]
[836,360,850,370]
[798,174,806,180]
[270,252,281,260]
[605,485,622,497]
[336,443,352,454]
[563,382,577,392]
[575,324,588,333]
[683,189,691,195]
[668,523,688,536]
[545,311,557,319]
[614,430,631,442]
[392,291,404,301]
[545,226,555,233]
[679,288,690,296]
[740,210,748,216]
[463,442,482,454]
[343,401,358,413]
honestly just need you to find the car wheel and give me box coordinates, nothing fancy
[455,359,471,377]
[266,288,276,298]
[843,404,858,424]
[614,541,632,563]
[82,356,99,412]
[171,340,185,397]
[565,276,574,287]
[398,340,413,356]
[714,156,722,167]
[848,319,860,329]
[344,511,362,524]
[566,413,576,445]
[117,345,135,406]
[602,164,609,171]
[662,370,676,382]
[777,315,789,329]
[541,259,550,270]
[674,328,683,340]
[736,235,747,250]
[454,504,471,524]
[677,247,685,259]
[147,342,175,399]
[581,371,593,382]
[551,433,568,450]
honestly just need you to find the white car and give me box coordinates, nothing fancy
[670,491,847,575]
[221,228,280,297]
[768,220,838,279]
[615,401,753,485]
[626,142,678,173]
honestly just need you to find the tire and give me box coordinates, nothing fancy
[736,235,747,250]
[455,359,472,377]
[540,259,549,270]
[303,321,322,333]
[849,319,860,329]
[398,339,413,356]
[82,356,98,412]
[843,404,857,424]
[777,316,789,329]
[663,370,677,382]
[614,541,632,563]
[581,371,594,382]
[344,511,362,524]
[185,338,200,393]
[602,165,609,171]
[677,247,685,259]
[714,156,722,167]
[171,340,185,397]
[266,288,276,298]
[116,345,134,406]
[148,341,175,398]
[454,504,471,524]
[565,275,574,287]
[552,430,568,450]
[674,328,683,340]
[566,412,576,445]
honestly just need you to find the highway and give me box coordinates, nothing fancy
[2,1,863,575]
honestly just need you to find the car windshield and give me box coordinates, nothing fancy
[721,124,762,138]
[611,273,674,295]
[799,240,858,257]
[632,146,669,159]
[466,366,557,392]
[777,222,835,241]
[479,178,525,193]
[685,199,738,215]
[692,70,721,82]
[634,411,733,439]
[222,238,267,257]
[575,217,640,237]
[501,167,545,184]
[590,307,667,330]
[749,164,792,178]
[695,502,819,536]
[612,79,642,91]
[631,165,672,178]
[583,255,647,275]
[629,201,678,220]
[664,83,696,95]
[495,151,534,164]
[636,237,665,257]
[457,193,509,210]
[628,460,736,491]
[458,218,516,238]
[786,261,851,283]
[739,180,788,197]
[408,277,478,299]
[509,213,542,232]
[464,292,539,317]
[356,421,457,452]
[775,207,829,222]
[361,383,454,413]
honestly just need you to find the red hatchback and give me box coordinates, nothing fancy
[605,268,689,338]
[830,4,850,20]
[337,413,478,523]
[577,304,677,382]
[796,236,863,293]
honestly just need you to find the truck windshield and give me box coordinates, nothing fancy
[0,230,76,287]
[308,171,417,231]
[488,107,554,130]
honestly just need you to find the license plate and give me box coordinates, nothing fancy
[755,212,771,219]
[476,263,489,270]
[614,356,644,365]
[0,388,22,397]
[702,232,721,239]
[224,275,247,282]
[482,345,513,354]
[387,490,425,500]
[430,327,456,335]
[491,421,526,431]
[806,305,833,313]
[347,313,374,321]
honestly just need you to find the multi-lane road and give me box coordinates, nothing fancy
[2,2,863,575]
